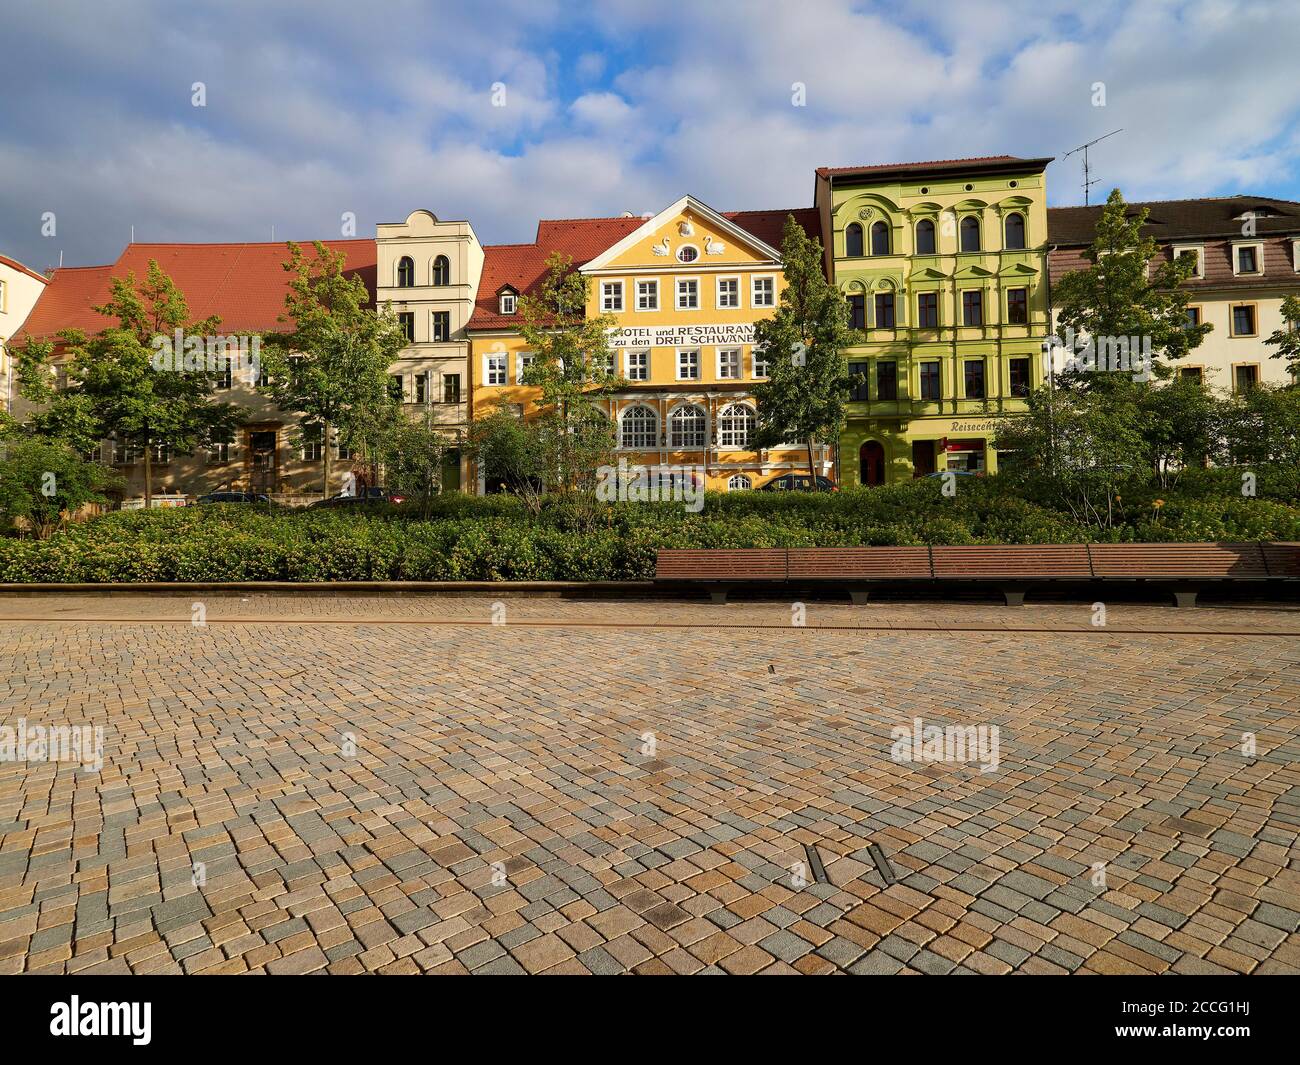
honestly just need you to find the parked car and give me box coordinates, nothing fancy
[923,470,983,479]
[759,474,838,492]
[309,487,407,508]
[194,492,270,505]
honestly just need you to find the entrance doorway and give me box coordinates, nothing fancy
[911,439,937,477]
[859,440,885,486]
[247,429,278,494]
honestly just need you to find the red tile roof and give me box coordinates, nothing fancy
[13,239,376,344]
[0,254,50,286]
[467,209,822,330]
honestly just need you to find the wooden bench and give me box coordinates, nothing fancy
[786,547,931,604]
[655,543,1300,607]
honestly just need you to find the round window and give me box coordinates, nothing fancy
[677,245,699,263]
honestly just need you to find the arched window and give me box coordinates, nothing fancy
[620,406,657,449]
[397,256,415,287]
[431,255,450,285]
[1004,213,1025,250]
[960,216,981,252]
[718,403,756,448]
[915,218,936,255]
[668,405,707,449]
[727,474,752,491]
[871,220,890,256]
[845,223,863,257]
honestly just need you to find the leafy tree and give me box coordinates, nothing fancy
[1137,375,1224,488]
[750,215,857,487]
[258,241,407,497]
[515,252,620,496]
[1220,385,1300,467]
[466,408,547,511]
[0,439,121,539]
[1052,188,1211,392]
[378,413,447,517]
[15,261,243,506]
[1263,294,1300,383]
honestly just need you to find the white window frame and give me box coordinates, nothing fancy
[619,405,658,449]
[668,404,707,449]
[484,352,507,386]
[515,351,535,384]
[1232,241,1264,277]
[207,441,231,465]
[636,279,659,311]
[727,474,752,491]
[676,348,700,381]
[751,275,776,308]
[676,244,700,264]
[716,347,742,380]
[601,280,624,312]
[499,291,517,315]
[1292,239,1300,273]
[717,403,755,449]
[716,276,741,309]
[1172,243,1205,280]
[675,277,700,311]
[752,346,769,379]
[625,349,649,381]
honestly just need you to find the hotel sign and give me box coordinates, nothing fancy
[610,323,756,347]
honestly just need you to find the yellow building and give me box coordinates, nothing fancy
[467,196,826,492]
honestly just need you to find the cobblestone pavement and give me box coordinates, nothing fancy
[1,595,1298,974]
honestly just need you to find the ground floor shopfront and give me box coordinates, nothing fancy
[838,414,1008,487]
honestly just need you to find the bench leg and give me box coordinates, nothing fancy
[1172,589,1198,608]
[708,587,729,605]
[849,589,870,606]
[1002,587,1026,607]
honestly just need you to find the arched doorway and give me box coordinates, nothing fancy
[859,440,885,486]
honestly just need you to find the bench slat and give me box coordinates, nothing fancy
[1087,542,1267,577]
[931,545,1091,578]
[787,547,931,579]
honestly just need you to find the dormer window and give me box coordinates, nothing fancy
[1173,245,1204,279]
[499,290,517,315]
[1233,241,1263,277]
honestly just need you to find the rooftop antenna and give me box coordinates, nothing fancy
[1062,129,1123,205]
[130,225,135,243]
[271,225,275,241]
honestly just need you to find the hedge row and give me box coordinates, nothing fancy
[2,477,1298,583]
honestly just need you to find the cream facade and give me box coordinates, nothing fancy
[0,255,50,415]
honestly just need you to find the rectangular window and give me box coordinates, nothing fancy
[874,292,896,329]
[1179,366,1203,382]
[389,374,405,400]
[1009,357,1031,397]
[398,312,415,342]
[217,357,233,390]
[917,292,938,328]
[848,360,869,401]
[626,350,649,381]
[302,429,323,462]
[751,276,775,307]
[848,294,866,330]
[920,361,941,401]
[717,278,740,309]
[601,281,624,312]
[962,290,983,327]
[964,359,986,399]
[1006,287,1028,325]
[717,348,741,380]
[112,438,138,464]
[636,280,658,311]
[484,354,506,386]
[208,441,231,465]
[1231,304,1256,336]
[431,311,451,342]
[1234,364,1259,392]
[443,374,461,404]
[675,279,699,310]
[877,360,898,401]
[752,347,769,379]
[515,352,535,383]
[499,292,516,315]
[1186,306,1202,327]
[1237,246,1259,274]
[151,443,169,465]
[676,349,700,380]
[415,373,428,404]
[1177,248,1202,277]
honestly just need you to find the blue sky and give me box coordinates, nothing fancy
[3,0,1299,272]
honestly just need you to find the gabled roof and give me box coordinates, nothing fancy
[0,254,50,286]
[816,156,1053,183]
[1047,196,1300,246]
[12,239,377,344]
[579,195,785,272]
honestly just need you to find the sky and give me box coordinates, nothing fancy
[3,0,1300,273]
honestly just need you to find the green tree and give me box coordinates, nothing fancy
[0,439,121,539]
[15,261,242,506]
[750,215,857,488]
[1220,385,1300,467]
[1263,294,1300,384]
[466,407,546,508]
[378,413,447,517]
[1052,188,1211,391]
[258,241,407,498]
[515,252,619,496]
[1137,375,1225,488]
